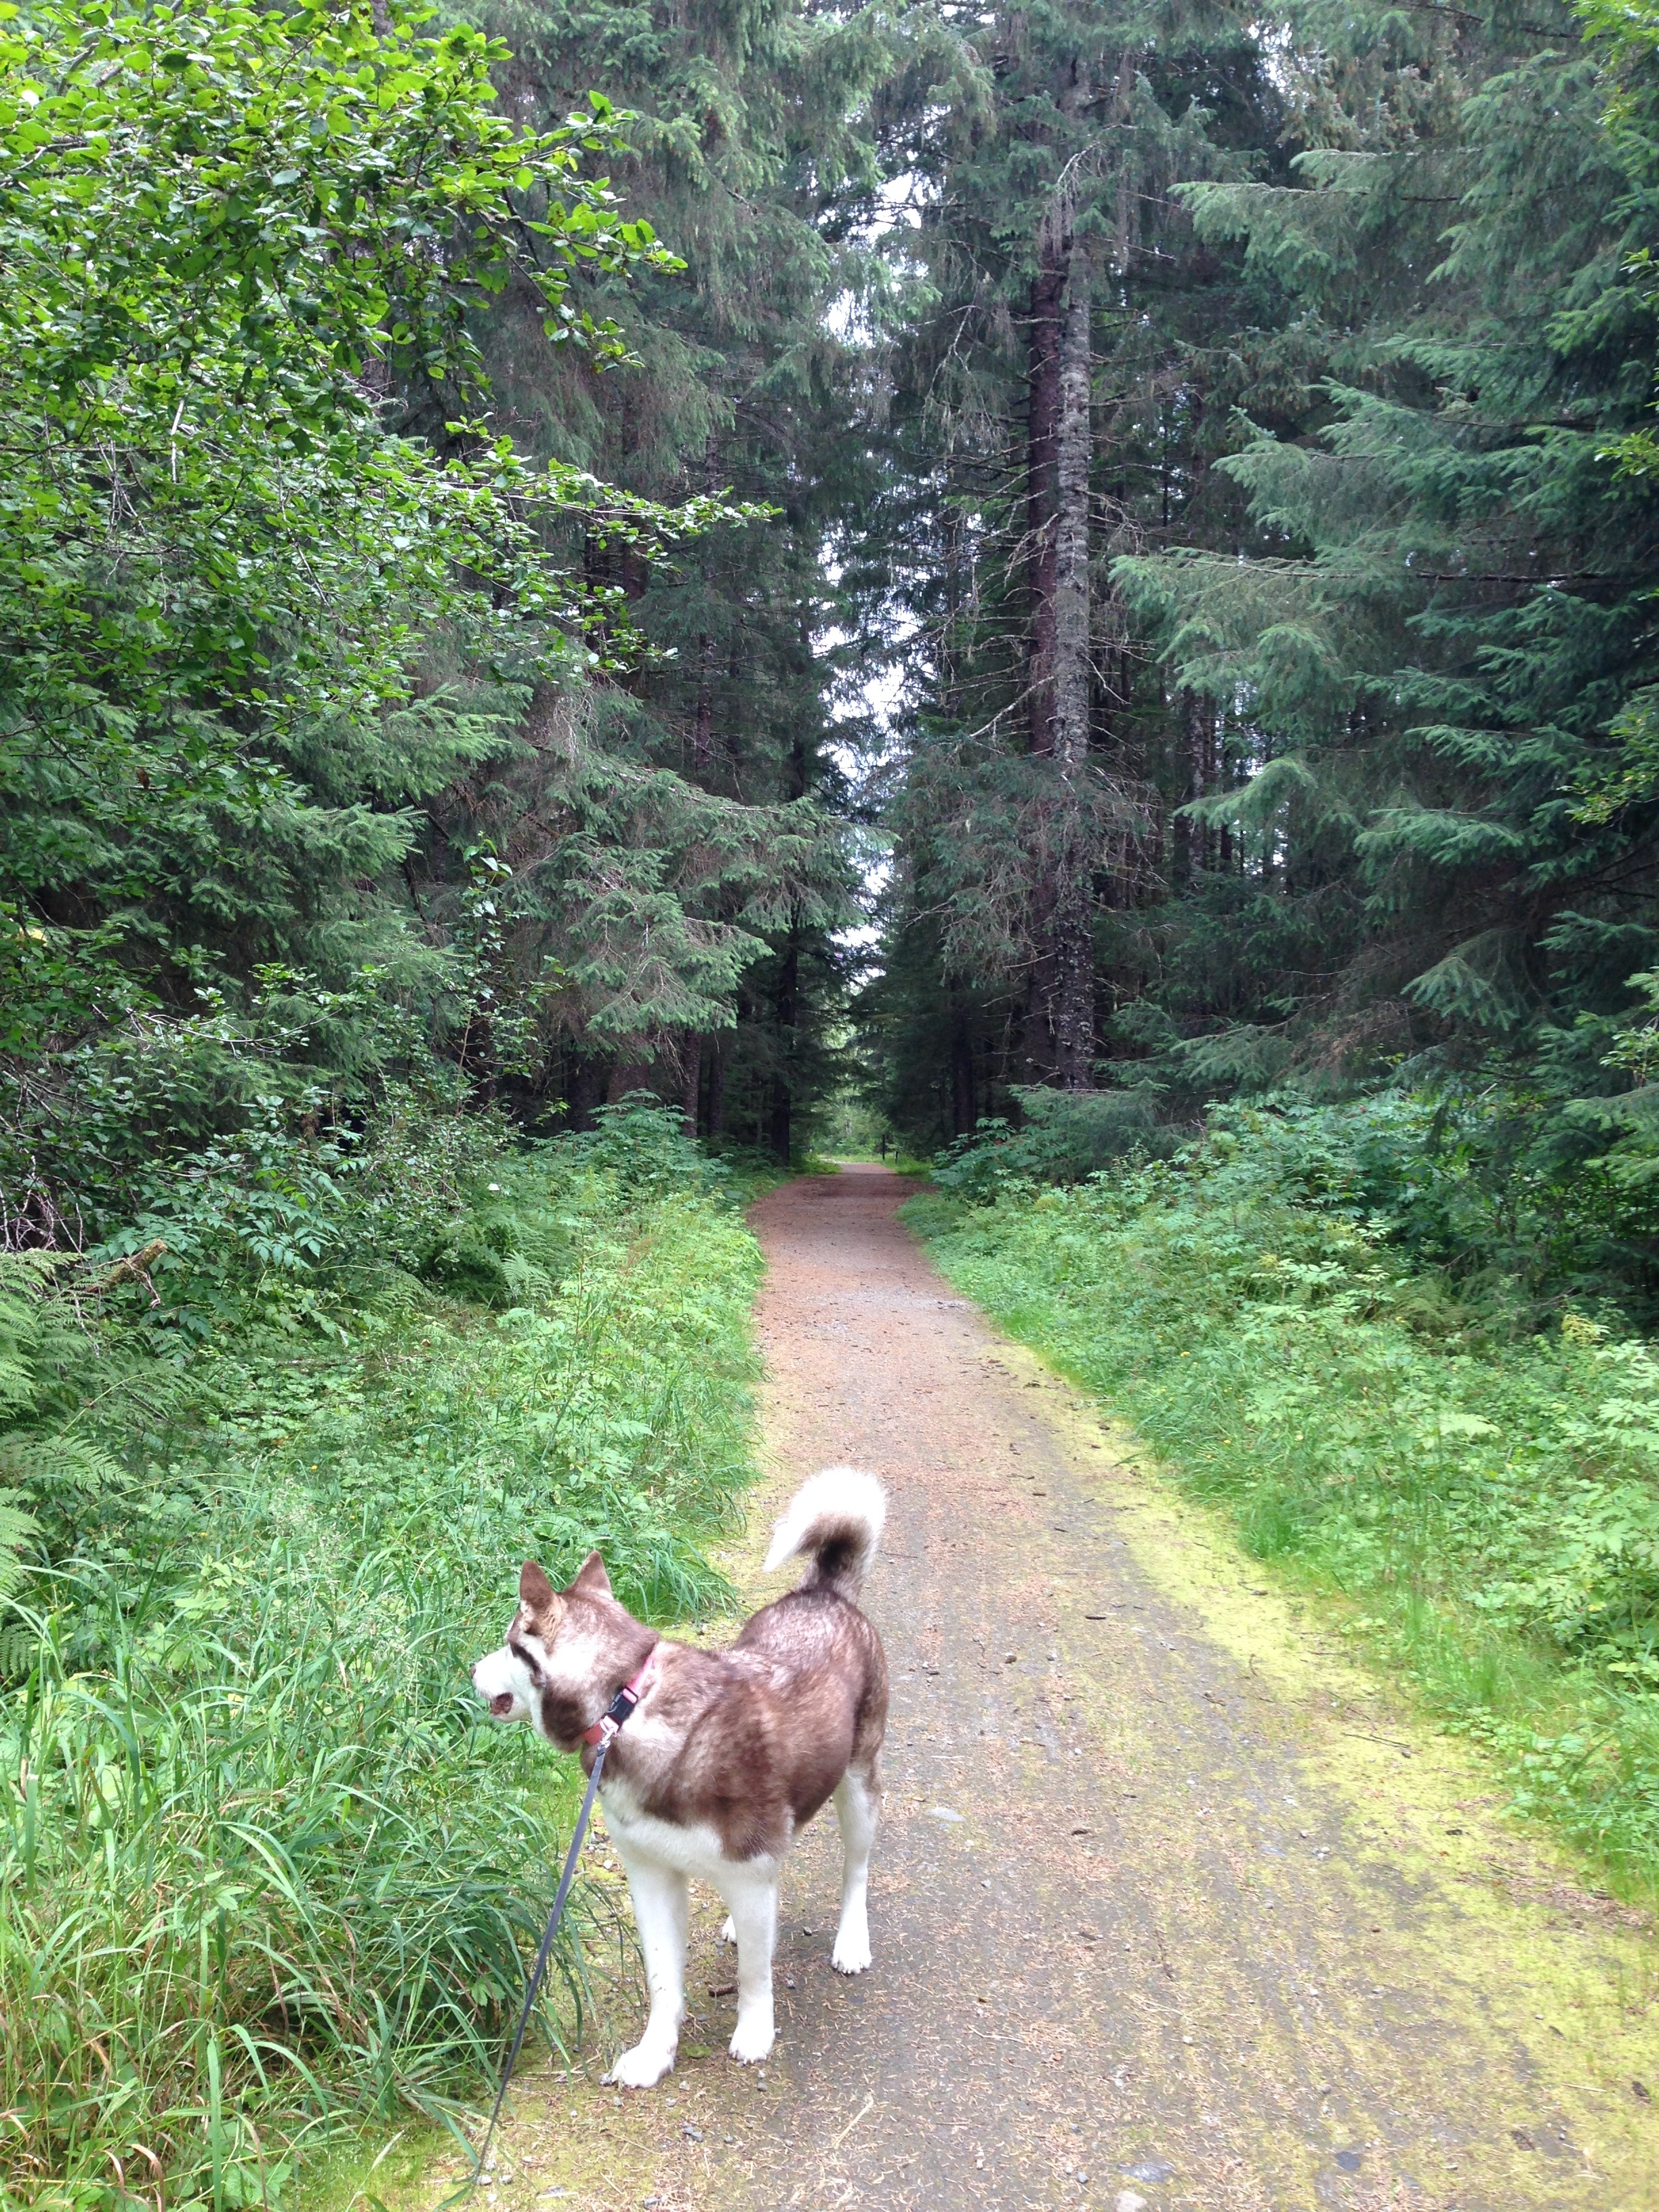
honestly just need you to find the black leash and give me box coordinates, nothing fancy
[474,1677,644,2182]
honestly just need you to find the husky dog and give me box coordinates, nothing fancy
[470,1467,888,2087]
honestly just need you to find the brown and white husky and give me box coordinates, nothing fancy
[470,1467,888,2087]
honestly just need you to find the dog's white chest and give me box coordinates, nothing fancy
[601,1773,755,1881]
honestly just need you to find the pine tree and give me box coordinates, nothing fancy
[864,0,1300,1141]
[430,0,902,1149]
[1113,0,1659,1080]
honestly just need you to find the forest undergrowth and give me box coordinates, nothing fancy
[0,1103,763,2212]
[912,1101,1659,1905]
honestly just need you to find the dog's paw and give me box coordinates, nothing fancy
[727,2015,774,2066]
[602,2043,675,2089]
[719,1915,736,1946]
[830,1931,872,1975]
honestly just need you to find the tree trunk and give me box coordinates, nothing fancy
[679,1035,702,1136]
[1027,232,1067,758]
[943,498,962,719]
[950,1006,977,1136]
[1214,716,1232,874]
[607,1052,654,1103]
[1052,265,1091,772]
[693,643,716,768]
[1018,201,1071,1082]
[583,530,611,657]
[705,1037,726,1136]
[1047,255,1095,1090]
[692,433,719,769]
[563,1050,608,1131]
[769,943,798,1164]
[1175,685,1211,888]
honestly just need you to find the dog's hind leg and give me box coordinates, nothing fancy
[603,1857,688,2089]
[830,1765,878,1973]
[716,1864,779,2065]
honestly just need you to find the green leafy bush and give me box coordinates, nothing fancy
[935,1076,1659,1320]
[932,1087,1176,1201]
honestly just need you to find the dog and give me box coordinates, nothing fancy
[470,1466,888,2087]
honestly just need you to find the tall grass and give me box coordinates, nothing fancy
[912,1151,1659,1899]
[0,1122,764,2209]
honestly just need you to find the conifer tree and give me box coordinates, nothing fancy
[864,0,1298,1139]
[1113,0,1659,1081]
[0,0,770,1218]
[434,0,903,1147]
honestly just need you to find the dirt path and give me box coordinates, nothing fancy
[459,1166,1659,2212]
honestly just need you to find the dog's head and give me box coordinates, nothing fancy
[470,1553,644,1750]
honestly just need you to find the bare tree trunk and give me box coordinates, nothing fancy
[949,996,977,1135]
[1052,266,1092,768]
[692,432,719,769]
[693,646,716,768]
[607,1053,654,1103]
[679,1036,703,1136]
[942,497,963,720]
[769,943,798,1164]
[706,1037,726,1136]
[1027,231,1067,758]
[1212,716,1231,874]
[1019,197,1071,1082]
[1175,685,1210,889]
[1047,255,1095,1090]
[564,1050,608,1132]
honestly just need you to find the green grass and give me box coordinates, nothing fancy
[909,1160,1659,1903]
[0,1127,764,2211]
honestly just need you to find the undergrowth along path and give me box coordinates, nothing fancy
[463,1164,1659,2212]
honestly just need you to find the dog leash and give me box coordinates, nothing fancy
[473,1658,655,2184]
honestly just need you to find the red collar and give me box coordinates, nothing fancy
[581,1650,658,1747]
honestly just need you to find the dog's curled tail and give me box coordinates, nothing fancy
[764,1467,886,1599]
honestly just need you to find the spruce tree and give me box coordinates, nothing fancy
[864,0,1300,1139]
[431,0,902,1148]
[1113,0,1659,1078]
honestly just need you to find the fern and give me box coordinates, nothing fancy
[0,1618,39,1678]
[0,1492,36,1603]
[0,1433,125,1497]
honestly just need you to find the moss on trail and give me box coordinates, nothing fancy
[996,1336,1659,2197]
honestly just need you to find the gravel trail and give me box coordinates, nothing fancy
[457,1165,1659,2212]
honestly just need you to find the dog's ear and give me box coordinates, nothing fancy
[519,1560,557,1616]
[568,1549,612,1599]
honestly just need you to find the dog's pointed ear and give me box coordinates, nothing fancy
[569,1549,611,1599]
[520,1560,556,1614]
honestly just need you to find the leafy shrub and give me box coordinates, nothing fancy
[932,1086,1177,1199]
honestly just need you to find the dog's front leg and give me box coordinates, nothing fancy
[718,1865,778,2065]
[603,1856,687,2089]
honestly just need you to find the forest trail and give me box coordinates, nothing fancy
[462,1166,1659,2212]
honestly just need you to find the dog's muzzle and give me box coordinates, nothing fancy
[471,1648,523,1721]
